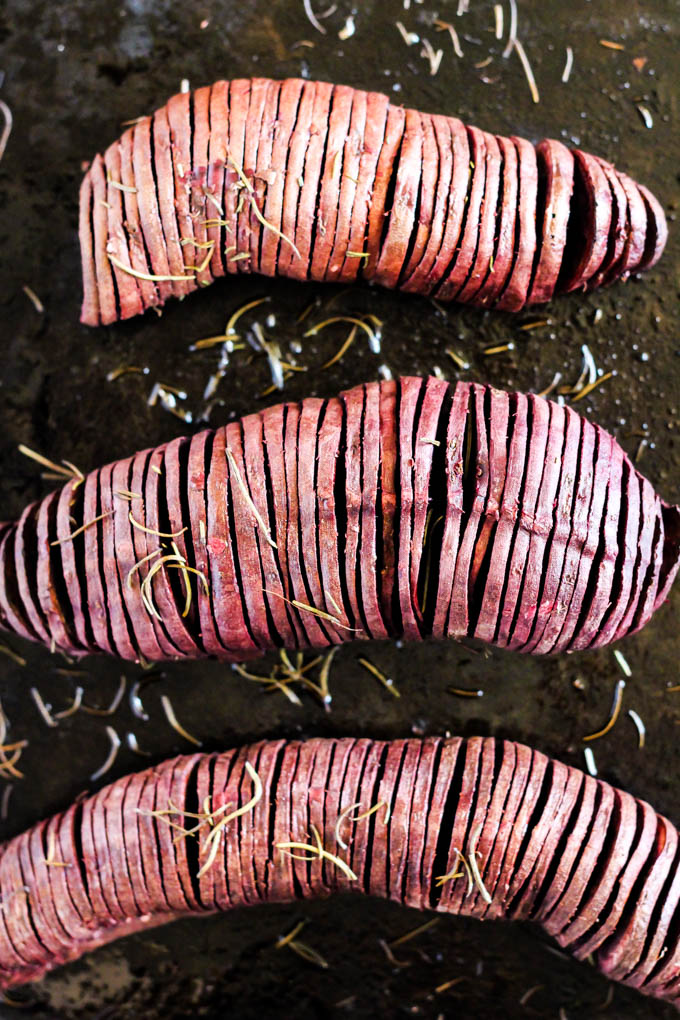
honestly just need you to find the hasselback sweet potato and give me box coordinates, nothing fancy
[79,78,667,326]
[2,378,678,662]
[1,736,679,1010]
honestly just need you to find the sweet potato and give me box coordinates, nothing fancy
[527,139,574,304]
[79,79,666,325]
[2,378,677,662]
[0,736,677,1011]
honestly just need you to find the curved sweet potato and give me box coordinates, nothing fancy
[78,79,666,325]
[0,737,678,1013]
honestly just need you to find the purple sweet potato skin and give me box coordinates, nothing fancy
[3,379,677,662]
[494,393,549,647]
[241,413,296,647]
[533,417,596,655]
[638,183,668,271]
[528,139,575,305]
[468,387,510,597]
[235,79,269,276]
[550,426,614,654]
[103,139,144,318]
[285,81,333,281]
[1,735,680,1013]
[111,453,166,662]
[205,80,230,278]
[378,379,399,633]
[88,154,117,325]
[475,392,528,644]
[560,150,612,292]
[259,78,304,278]
[396,377,426,641]
[568,441,625,652]
[590,158,628,289]
[206,427,257,658]
[0,530,34,645]
[309,84,355,283]
[374,108,424,290]
[342,384,366,634]
[35,492,72,653]
[225,422,271,651]
[358,383,389,640]
[224,79,251,275]
[612,171,647,279]
[495,135,538,311]
[447,383,490,639]
[248,80,283,272]
[591,462,641,649]
[190,85,216,288]
[424,116,470,293]
[282,403,328,647]
[132,116,174,303]
[523,405,581,653]
[432,381,470,640]
[408,377,449,627]
[13,505,50,648]
[78,173,100,325]
[508,399,566,652]
[400,112,438,284]
[474,134,518,307]
[118,127,159,311]
[457,132,502,304]
[326,87,368,282]
[436,126,488,302]
[401,114,452,294]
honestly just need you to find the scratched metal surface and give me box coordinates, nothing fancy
[0,0,679,1016]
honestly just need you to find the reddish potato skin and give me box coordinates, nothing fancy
[424,116,470,292]
[132,116,174,302]
[189,85,215,288]
[638,183,668,271]
[457,132,503,304]
[205,80,230,279]
[259,79,305,278]
[309,84,354,283]
[79,79,665,324]
[326,87,368,282]
[247,80,282,273]
[447,383,490,639]
[339,91,389,282]
[78,172,100,326]
[103,139,145,316]
[495,135,538,311]
[285,81,333,281]
[473,134,519,307]
[401,113,452,293]
[431,381,470,639]
[341,384,366,634]
[589,158,629,289]
[373,108,423,290]
[3,379,678,662]
[235,79,269,278]
[400,113,444,289]
[223,79,250,276]
[118,127,159,311]
[357,383,389,641]
[1,736,679,1013]
[435,126,488,303]
[527,139,575,304]
[616,171,648,278]
[475,392,528,644]
[559,150,612,292]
